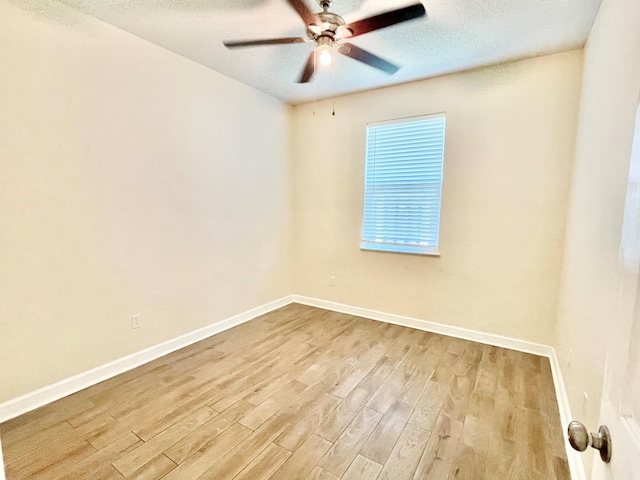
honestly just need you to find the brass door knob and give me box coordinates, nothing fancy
[567,421,612,463]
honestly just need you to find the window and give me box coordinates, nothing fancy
[361,113,446,255]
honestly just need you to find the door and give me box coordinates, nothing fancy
[591,101,640,479]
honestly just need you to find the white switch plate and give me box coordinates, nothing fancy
[132,314,141,329]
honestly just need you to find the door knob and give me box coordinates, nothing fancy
[567,421,612,463]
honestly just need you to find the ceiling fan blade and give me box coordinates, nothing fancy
[298,51,315,83]
[342,3,426,38]
[338,43,399,74]
[224,37,307,48]
[286,0,321,26]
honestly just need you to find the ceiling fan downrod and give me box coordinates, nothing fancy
[319,0,332,12]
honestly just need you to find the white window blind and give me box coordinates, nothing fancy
[361,113,446,255]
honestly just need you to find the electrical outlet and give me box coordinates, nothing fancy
[567,348,573,368]
[329,276,336,286]
[132,314,141,329]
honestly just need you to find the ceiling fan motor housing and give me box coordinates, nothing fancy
[308,10,347,40]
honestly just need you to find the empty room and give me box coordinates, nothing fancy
[1,0,640,479]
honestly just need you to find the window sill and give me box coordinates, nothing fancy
[360,244,440,256]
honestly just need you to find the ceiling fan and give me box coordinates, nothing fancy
[223,0,426,83]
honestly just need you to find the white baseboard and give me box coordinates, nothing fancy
[0,293,583,480]
[292,295,586,480]
[0,295,294,424]
[549,350,587,480]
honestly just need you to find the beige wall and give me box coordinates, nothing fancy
[555,0,640,474]
[0,0,593,414]
[292,51,583,345]
[0,1,293,403]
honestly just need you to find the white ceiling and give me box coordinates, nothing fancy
[53,0,601,104]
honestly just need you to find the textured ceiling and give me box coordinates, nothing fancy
[46,0,600,104]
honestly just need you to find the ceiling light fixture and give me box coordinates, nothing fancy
[316,35,334,67]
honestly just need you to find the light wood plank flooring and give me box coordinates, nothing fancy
[0,304,570,479]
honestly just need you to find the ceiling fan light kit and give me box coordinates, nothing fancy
[223,0,426,84]
[316,35,334,66]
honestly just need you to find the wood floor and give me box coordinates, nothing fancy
[0,304,570,479]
